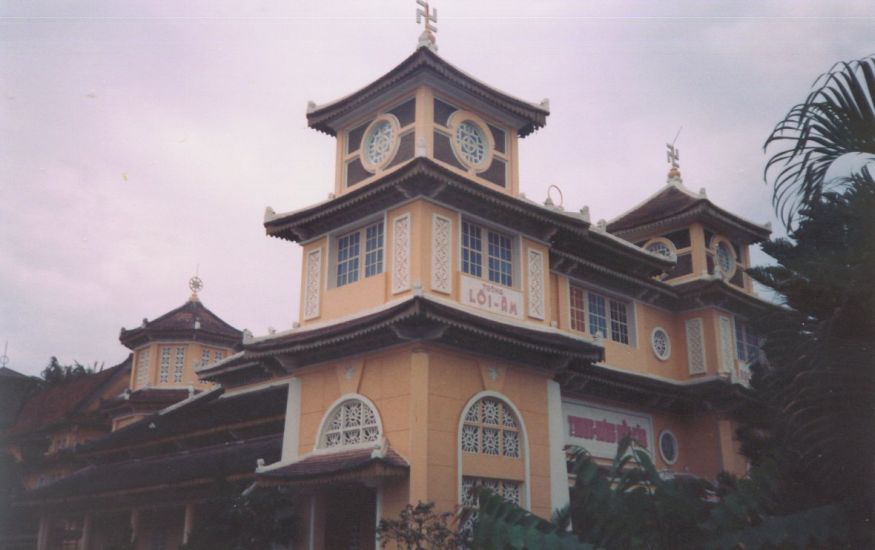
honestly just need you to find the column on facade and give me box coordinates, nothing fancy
[79,514,93,550]
[182,504,195,545]
[36,515,50,550]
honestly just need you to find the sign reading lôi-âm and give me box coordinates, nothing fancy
[461,276,523,319]
[562,401,654,459]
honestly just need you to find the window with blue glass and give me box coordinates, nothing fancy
[462,220,513,287]
[587,291,630,344]
[336,221,384,287]
[734,319,760,362]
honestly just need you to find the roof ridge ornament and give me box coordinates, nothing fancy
[666,127,683,185]
[189,265,203,302]
[416,0,438,52]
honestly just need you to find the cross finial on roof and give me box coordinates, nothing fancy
[416,0,438,52]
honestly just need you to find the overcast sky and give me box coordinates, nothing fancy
[1,1,872,375]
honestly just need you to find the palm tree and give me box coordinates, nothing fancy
[764,55,875,228]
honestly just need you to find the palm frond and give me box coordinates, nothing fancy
[764,55,875,228]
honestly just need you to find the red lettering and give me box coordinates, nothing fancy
[631,426,648,448]
[568,416,595,439]
[509,302,518,316]
[477,289,487,305]
[595,419,617,443]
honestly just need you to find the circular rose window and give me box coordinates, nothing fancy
[715,241,734,275]
[455,120,488,167]
[659,430,678,464]
[360,116,398,170]
[651,327,671,360]
[646,241,672,258]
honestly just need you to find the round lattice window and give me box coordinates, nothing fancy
[646,241,673,258]
[651,327,671,360]
[319,398,381,449]
[659,430,678,464]
[360,116,399,171]
[455,121,488,165]
[715,241,735,276]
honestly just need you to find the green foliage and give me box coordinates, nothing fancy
[470,490,592,550]
[377,501,466,549]
[764,55,875,228]
[471,438,848,549]
[739,175,874,545]
[39,356,102,387]
[179,481,297,550]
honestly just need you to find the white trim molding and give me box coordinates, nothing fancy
[313,393,384,452]
[546,381,570,515]
[281,378,302,463]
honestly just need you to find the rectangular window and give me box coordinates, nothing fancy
[462,221,513,286]
[609,299,630,344]
[173,346,186,383]
[159,347,171,383]
[200,348,210,368]
[487,231,513,286]
[735,320,760,362]
[336,231,360,287]
[335,221,384,287]
[570,285,587,332]
[364,222,384,277]
[215,350,224,361]
[588,293,607,337]
[585,290,631,345]
[461,221,483,278]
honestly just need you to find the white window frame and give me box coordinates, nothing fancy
[568,282,636,346]
[314,394,384,452]
[457,391,530,510]
[330,218,386,288]
[459,218,518,288]
[734,318,760,363]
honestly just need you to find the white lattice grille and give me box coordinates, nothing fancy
[460,476,523,533]
[159,347,171,383]
[364,120,394,165]
[135,348,151,389]
[646,241,672,257]
[461,397,521,458]
[455,121,487,165]
[173,346,186,383]
[319,399,381,449]
[651,328,671,360]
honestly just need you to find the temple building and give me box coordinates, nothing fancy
[4,22,773,550]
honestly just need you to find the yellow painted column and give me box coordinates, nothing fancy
[408,348,430,503]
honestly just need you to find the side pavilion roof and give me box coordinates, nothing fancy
[119,297,242,350]
[607,181,771,244]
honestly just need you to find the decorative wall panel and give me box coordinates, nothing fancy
[303,248,322,320]
[431,214,452,294]
[718,315,734,376]
[527,249,545,320]
[392,214,411,294]
[685,317,707,375]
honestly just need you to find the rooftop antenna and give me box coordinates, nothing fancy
[189,264,203,301]
[0,341,9,368]
[666,127,683,184]
[416,0,438,52]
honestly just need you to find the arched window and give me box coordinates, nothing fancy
[318,397,381,449]
[460,397,521,458]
